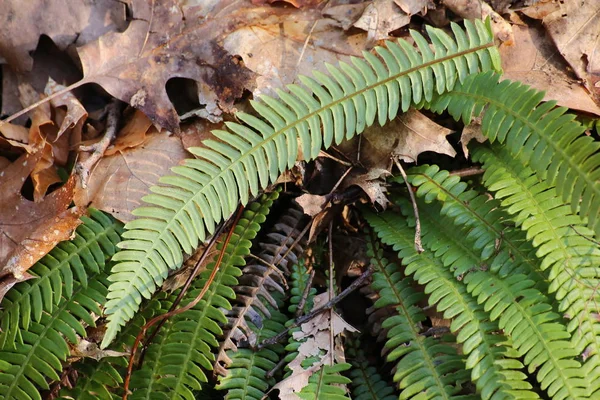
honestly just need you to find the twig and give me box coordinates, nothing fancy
[76,100,123,188]
[295,269,315,318]
[122,207,244,400]
[257,265,374,349]
[449,167,485,177]
[327,221,335,365]
[265,357,287,379]
[246,253,289,290]
[393,157,424,253]
[569,224,600,246]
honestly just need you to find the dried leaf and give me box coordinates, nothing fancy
[251,0,325,8]
[0,153,77,298]
[394,0,429,15]
[0,0,125,72]
[501,24,600,115]
[343,168,390,208]
[73,132,191,222]
[75,0,260,131]
[354,0,410,42]
[543,0,600,104]
[104,110,154,156]
[295,193,328,217]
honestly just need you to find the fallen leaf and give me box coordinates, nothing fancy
[69,339,128,362]
[340,109,456,170]
[543,0,600,104]
[46,78,88,141]
[394,0,429,16]
[295,193,328,217]
[0,0,125,72]
[500,24,600,115]
[343,168,390,208]
[104,110,154,156]
[74,0,262,131]
[73,132,192,222]
[251,0,325,8]
[460,119,487,159]
[0,153,78,299]
[518,0,561,20]
[354,0,410,42]
[224,8,368,98]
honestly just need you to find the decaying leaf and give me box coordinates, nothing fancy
[73,131,196,222]
[343,168,391,209]
[500,24,600,115]
[251,0,325,8]
[74,0,260,131]
[543,0,600,104]
[340,109,456,170]
[104,110,154,156]
[353,0,411,42]
[224,8,368,98]
[0,153,78,300]
[0,0,126,72]
[295,193,328,217]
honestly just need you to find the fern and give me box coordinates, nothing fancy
[127,193,277,399]
[347,341,397,400]
[365,208,540,399]
[365,238,473,399]
[427,71,600,238]
[0,209,122,348]
[296,364,352,400]
[472,142,600,396]
[102,19,502,346]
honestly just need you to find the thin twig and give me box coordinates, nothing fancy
[295,269,315,318]
[265,357,287,379]
[327,220,335,365]
[246,253,289,290]
[122,207,244,400]
[393,157,424,253]
[569,224,600,246]
[76,100,123,188]
[449,166,485,177]
[257,265,374,349]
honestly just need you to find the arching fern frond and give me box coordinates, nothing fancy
[297,364,352,400]
[365,236,472,399]
[347,340,397,400]
[472,143,600,397]
[0,209,122,348]
[103,19,502,346]
[364,213,537,399]
[127,193,277,399]
[427,71,600,238]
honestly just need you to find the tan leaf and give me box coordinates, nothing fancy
[354,0,410,42]
[251,0,325,8]
[543,0,600,104]
[341,109,455,170]
[46,78,88,140]
[73,132,190,222]
[500,24,600,115]
[460,118,487,159]
[295,193,328,217]
[0,154,77,299]
[393,0,429,15]
[74,0,262,131]
[105,110,154,156]
[0,0,126,72]
[343,168,390,208]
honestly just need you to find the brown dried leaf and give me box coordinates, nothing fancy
[343,168,390,208]
[251,0,325,8]
[500,24,600,115]
[73,132,191,222]
[295,193,328,217]
[543,0,600,104]
[0,0,126,72]
[105,110,154,156]
[394,0,429,16]
[341,109,455,170]
[354,0,410,42]
[75,0,261,131]
[0,154,78,298]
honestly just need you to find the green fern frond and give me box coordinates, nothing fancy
[472,143,600,396]
[347,342,396,400]
[365,208,540,399]
[384,180,587,399]
[0,209,122,348]
[103,19,502,346]
[365,237,472,399]
[427,71,600,237]
[297,364,352,400]
[216,309,287,400]
[127,193,277,399]
[0,273,111,400]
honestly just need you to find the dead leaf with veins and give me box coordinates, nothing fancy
[354,0,410,42]
[343,168,391,209]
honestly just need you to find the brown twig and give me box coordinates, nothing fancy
[393,157,424,253]
[295,269,315,318]
[122,206,245,400]
[327,221,335,365]
[257,265,374,349]
[76,100,123,188]
[449,166,485,177]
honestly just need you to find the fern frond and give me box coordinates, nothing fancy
[364,236,472,399]
[0,209,122,348]
[427,71,600,237]
[297,364,352,400]
[384,181,588,399]
[103,19,502,346]
[128,193,277,399]
[216,309,287,400]
[0,274,111,399]
[365,208,540,399]
[347,341,397,400]
[472,142,600,396]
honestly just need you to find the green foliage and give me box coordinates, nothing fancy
[0,210,121,400]
[102,19,501,346]
[347,341,397,400]
[427,71,600,237]
[296,364,352,400]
